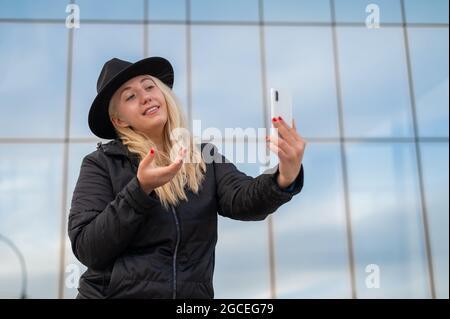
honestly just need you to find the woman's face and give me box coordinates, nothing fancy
[110,75,168,137]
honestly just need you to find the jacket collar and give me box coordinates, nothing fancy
[97,138,140,162]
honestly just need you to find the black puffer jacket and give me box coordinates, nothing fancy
[68,139,304,299]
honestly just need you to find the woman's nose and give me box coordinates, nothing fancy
[139,90,152,105]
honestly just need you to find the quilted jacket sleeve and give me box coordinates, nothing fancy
[205,143,304,221]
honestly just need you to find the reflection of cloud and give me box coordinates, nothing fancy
[416,77,449,129]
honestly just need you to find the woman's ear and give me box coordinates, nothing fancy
[111,116,129,128]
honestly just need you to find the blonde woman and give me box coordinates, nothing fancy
[68,57,306,299]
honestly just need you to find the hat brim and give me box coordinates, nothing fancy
[88,56,174,139]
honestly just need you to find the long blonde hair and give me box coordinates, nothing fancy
[108,75,206,210]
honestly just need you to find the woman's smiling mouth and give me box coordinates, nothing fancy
[142,105,160,116]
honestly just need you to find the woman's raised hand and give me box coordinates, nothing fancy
[137,147,187,194]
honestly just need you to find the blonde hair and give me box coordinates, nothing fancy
[108,75,206,210]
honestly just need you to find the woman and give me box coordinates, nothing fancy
[68,57,306,299]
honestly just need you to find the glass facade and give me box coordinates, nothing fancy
[0,0,448,299]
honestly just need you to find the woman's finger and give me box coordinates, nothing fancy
[267,134,295,158]
[272,117,297,146]
[140,148,156,168]
[267,139,288,159]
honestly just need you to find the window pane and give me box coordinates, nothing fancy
[191,26,263,133]
[263,0,331,23]
[0,0,69,19]
[337,27,414,138]
[0,24,67,138]
[404,0,449,24]
[75,0,144,21]
[191,0,259,22]
[148,0,185,21]
[408,28,449,137]
[335,0,402,23]
[420,143,449,299]
[148,25,188,117]
[274,143,352,298]
[265,26,339,138]
[71,25,143,138]
[347,143,430,298]
[0,144,63,298]
[212,141,270,298]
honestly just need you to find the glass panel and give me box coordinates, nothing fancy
[408,27,449,137]
[265,26,339,138]
[420,143,449,299]
[0,144,63,298]
[191,0,259,22]
[191,26,263,134]
[347,143,430,298]
[75,0,144,21]
[0,24,67,138]
[263,0,331,23]
[212,141,270,298]
[334,0,402,23]
[274,142,352,298]
[148,0,185,21]
[148,25,188,117]
[404,0,449,24]
[71,25,143,138]
[0,0,69,19]
[337,27,414,138]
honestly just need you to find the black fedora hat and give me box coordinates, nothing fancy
[88,57,174,139]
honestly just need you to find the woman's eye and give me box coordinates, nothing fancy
[146,85,154,90]
[126,94,135,101]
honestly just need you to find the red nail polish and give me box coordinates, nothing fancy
[278,116,282,121]
[272,117,278,122]
[150,148,154,154]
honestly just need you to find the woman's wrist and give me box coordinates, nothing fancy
[137,175,154,195]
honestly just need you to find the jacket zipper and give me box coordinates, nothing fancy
[170,205,181,299]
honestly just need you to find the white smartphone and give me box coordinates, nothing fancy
[260,88,294,174]
[270,88,293,127]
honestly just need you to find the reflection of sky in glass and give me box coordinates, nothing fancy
[347,143,430,298]
[191,26,263,133]
[408,28,449,137]
[71,24,143,138]
[265,26,339,138]
[404,0,449,24]
[75,0,144,20]
[191,0,259,22]
[0,144,63,298]
[420,143,449,299]
[274,143,352,298]
[263,0,331,22]
[148,0,185,21]
[191,0,259,21]
[0,0,69,19]
[337,27,414,138]
[0,24,67,138]
[335,0,402,23]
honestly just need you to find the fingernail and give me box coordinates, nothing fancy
[150,148,154,155]
[272,117,278,122]
[278,116,283,121]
